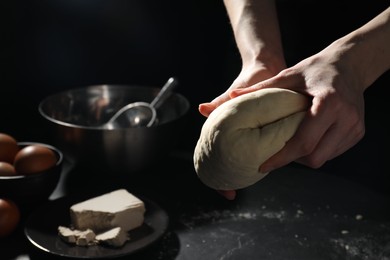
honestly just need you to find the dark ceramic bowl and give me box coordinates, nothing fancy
[0,142,63,211]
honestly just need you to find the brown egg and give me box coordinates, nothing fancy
[0,198,20,237]
[0,162,17,176]
[14,145,57,175]
[0,133,19,164]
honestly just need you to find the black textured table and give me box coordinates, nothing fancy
[3,150,390,260]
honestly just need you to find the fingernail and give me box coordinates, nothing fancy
[198,103,207,109]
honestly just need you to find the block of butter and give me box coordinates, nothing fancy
[70,189,145,233]
[58,226,96,246]
[96,227,129,247]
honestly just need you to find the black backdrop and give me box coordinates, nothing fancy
[2,0,389,194]
[2,0,237,143]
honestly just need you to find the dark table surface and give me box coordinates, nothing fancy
[2,148,390,260]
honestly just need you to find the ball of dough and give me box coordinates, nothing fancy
[193,88,310,190]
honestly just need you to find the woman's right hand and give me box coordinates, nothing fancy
[199,61,285,117]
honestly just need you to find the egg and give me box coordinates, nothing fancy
[14,145,57,175]
[0,198,20,237]
[0,162,16,176]
[0,133,19,164]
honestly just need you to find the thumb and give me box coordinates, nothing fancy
[198,103,216,117]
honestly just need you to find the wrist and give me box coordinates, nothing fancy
[241,47,286,77]
[322,36,374,93]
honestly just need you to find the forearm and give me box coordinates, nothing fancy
[223,0,286,74]
[325,7,390,90]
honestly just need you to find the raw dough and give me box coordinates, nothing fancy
[193,88,310,190]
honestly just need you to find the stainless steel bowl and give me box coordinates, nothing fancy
[38,84,190,173]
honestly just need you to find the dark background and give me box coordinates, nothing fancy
[2,0,389,194]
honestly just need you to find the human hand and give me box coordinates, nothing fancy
[230,49,366,174]
[198,64,281,117]
[208,3,389,201]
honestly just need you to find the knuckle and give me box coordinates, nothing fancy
[299,142,316,155]
[354,121,366,140]
[300,155,326,169]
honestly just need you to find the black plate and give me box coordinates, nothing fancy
[24,194,169,259]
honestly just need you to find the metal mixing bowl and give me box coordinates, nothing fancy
[38,84,190,173]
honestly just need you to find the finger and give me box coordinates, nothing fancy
[229,78,275,98]
[198,103,216,117]
[199,91,234,117]
[261,100,364,172]
[296,120,364,167]
[229,84,267,97]
[229,73,303,98]
[217,190,236,200]
[260,99,331,172]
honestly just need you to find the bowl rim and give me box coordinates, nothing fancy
[0,142,64,180]
[38,84,191,130]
